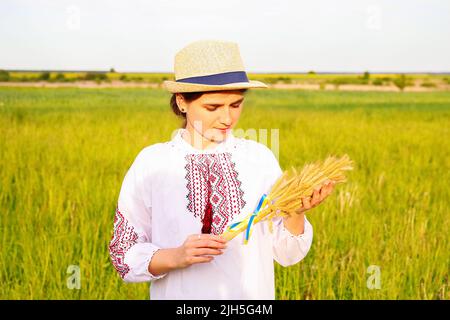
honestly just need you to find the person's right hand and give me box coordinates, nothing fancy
[173,233,228,269]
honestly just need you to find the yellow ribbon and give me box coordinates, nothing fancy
[226,193,271,244]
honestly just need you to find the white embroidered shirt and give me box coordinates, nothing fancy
[109,128,313,299]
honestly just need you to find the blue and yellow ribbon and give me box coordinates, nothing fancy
[226,193,270,245]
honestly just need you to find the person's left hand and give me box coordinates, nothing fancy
[297,181,336,214]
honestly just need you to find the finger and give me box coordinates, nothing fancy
[312,188,320,204]
[213,234,228,243]
[190,256,215,264]
[191,248,224,256]
[326,181,335,194]
[300,197,306,208]
[194,239,228,249]
[192,234,228,244]
[319,185,328,201]
[321,182,333,197]
[302,195,312,209]
[199,234,228,243]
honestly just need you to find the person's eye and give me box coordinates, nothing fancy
[206,106,218,111]
[231,104,241,108]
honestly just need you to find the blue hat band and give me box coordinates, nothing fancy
[176,71,249,85]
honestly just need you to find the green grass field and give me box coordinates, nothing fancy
[0,87,448,299]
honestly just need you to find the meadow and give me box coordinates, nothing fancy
[0,87,448,299]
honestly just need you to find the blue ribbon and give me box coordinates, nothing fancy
[228,193,268,244]
[176,71,249,85]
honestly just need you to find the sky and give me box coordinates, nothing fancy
[0,0,449,73]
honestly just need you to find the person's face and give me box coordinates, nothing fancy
[176,90,245,144]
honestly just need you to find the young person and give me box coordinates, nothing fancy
[109,40,334,299]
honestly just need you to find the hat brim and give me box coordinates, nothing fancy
[162,80,268,93]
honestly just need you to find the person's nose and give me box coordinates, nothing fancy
[219,106,232,126]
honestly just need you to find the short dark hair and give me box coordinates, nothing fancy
[170,89,248,128]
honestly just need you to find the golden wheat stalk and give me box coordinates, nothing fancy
[220,154,354,242]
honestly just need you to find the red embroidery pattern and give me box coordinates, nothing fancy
[185,152,246,235]
[109,207,139,279]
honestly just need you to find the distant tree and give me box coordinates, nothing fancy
[363,71,370,80]
[372,79,383,86]
[39,72,51,81]
[330,78,343,90]
[110,68,116,73]
[0,70,10,82]
[421,81,436,88]
[130,76,143,82]
[55,73,66,82]
[84,72,108,82]
[307,70,316,75]
[394,74,412,91]
[277,76,292,84]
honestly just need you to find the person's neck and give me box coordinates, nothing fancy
[182,126,222,150]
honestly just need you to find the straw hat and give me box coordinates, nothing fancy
[162,40,268,93]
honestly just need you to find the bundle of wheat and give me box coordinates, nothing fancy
[221,154,354,243]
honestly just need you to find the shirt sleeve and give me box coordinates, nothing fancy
[109,149,168,283]
[261,147,314,267]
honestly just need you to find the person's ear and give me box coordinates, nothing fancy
[176,94,186,113]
